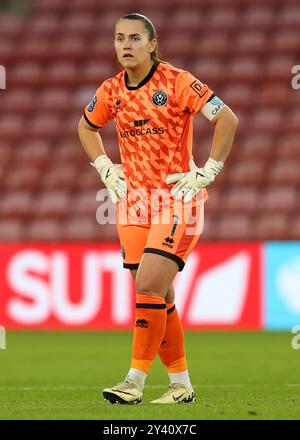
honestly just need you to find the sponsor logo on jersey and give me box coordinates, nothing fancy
[152,90,168,106]
[190,80,208,98]
[120,127,165,138]
[134,119,149,127]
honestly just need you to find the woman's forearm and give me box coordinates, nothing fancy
[209,106,239,163]
[78,116,107,162]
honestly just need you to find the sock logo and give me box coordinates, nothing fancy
[135,319,149,328]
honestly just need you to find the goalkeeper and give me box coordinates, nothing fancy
[78,13,238,405]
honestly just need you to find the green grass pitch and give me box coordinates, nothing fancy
[0,331,299,420]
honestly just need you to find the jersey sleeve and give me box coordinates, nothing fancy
[175,70,214,114]
[84,82,113,129]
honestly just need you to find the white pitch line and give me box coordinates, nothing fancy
[0,384,299,391]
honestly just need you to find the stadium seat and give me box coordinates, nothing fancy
[268,161,300,185]
[41,164,78,189]
[15,140,51,166]
[0,220,25,241]
[243,6,273,27]
[227,161,266,186]
[62,217,102,240]
[0,192,32,219]
[259,186,297,212]
[3,167,41,190]
[254,214,289,240]
[27,219,63,240]
[280,135,300,158]
[222,187,258,213]
[217,215,252,240]
[32,191,71,218]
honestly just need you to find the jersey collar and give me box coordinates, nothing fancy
[124,62,159,90]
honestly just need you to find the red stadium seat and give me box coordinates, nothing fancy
[41,164,78,189]
[197,33,231,57]
[243,6,274,27]
[15,140,51,166]
[234,31,268,55]
[2,89,35,112]
[26,114,60,138]
[27,219,63,240]
[280,135,300,158]
[53,141,87,163]
[71,190,100,216]
[74,169,101,190]
[29,15,60,35]
[19,39,50,61]
[217,215,252,240]
[0,192,32,219]
[208,8,239,29]
[0,220,25,241]
[254,214,289,240]
[268,161,300,185]
[223,187,258,214]
[62,217,102,240]
[3,167,41,190]
[289,215,300,239]
[32,191,71,218]
[171,9,201,31]
[227,58,261,83]
[0,116,24,141]
[37,89,70,110]
[55,37,86,60]
[238,133,274,159]
[251,108,282,132]
[259,186,298,212]
[227,160,266,186]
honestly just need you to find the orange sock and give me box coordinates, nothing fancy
[131,293,167,374]
[159,303,187,373]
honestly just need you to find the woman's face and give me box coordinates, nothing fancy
[114,19,157,69]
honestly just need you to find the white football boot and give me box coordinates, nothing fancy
[151,383,196,404]
[103,379,143,405]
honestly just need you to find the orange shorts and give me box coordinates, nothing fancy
[116,201,204,272]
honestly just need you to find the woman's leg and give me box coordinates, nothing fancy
[130,269,192,391]
[127,253,179,382]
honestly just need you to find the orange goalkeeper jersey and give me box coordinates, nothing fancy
[84,62,213,196]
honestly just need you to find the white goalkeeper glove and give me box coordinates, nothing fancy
[91,155,126,203]
[166,157,224,203]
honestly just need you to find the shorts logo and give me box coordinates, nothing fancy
[162,236,175,248]
[87,95,97,112]
[152,90,168,107]
[121,245,126,260]
[135,319,148,328]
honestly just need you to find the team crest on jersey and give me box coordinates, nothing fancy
[87,95,97,112]
[152,90,168,107]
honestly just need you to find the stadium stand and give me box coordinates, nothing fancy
[0,0,299,240]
